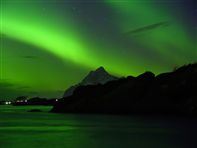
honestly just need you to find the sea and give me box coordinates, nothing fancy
[0,105,196,148]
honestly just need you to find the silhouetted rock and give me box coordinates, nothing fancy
[63,66,118,97]
[64,85,78,97]
[52,64,197,116]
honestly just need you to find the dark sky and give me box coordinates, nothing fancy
[0,0,196,100]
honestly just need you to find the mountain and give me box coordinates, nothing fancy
[52,63,197,116]
[63,66,118,97]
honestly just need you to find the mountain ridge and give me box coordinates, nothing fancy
[52,63,197,116]
[63,66,118,97]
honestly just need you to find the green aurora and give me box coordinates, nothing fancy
[0,0,196,99]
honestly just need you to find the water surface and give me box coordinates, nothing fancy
[0,105,196,148]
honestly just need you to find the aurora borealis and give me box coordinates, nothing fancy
[0,0,196,99]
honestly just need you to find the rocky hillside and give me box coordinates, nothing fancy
[63,67,118,97]
[52,63,197,116]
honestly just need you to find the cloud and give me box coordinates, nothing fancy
[0,80,63,100]
[124,21,170,35]
[0,80,31,100]
[0,80,31,90]
[17,86,32,90]
[0,81,16,88]
[21,55,39,59]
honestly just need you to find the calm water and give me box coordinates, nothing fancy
[0,105,196,148]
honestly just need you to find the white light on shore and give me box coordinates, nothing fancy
[5,101,11,105]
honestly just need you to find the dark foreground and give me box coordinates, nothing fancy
[0,105,196,148]
[52,64,197,115]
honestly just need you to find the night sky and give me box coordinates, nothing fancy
[0,0,196,99]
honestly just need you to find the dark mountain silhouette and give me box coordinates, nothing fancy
[51,63,197,116]
[63,66,118,97]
